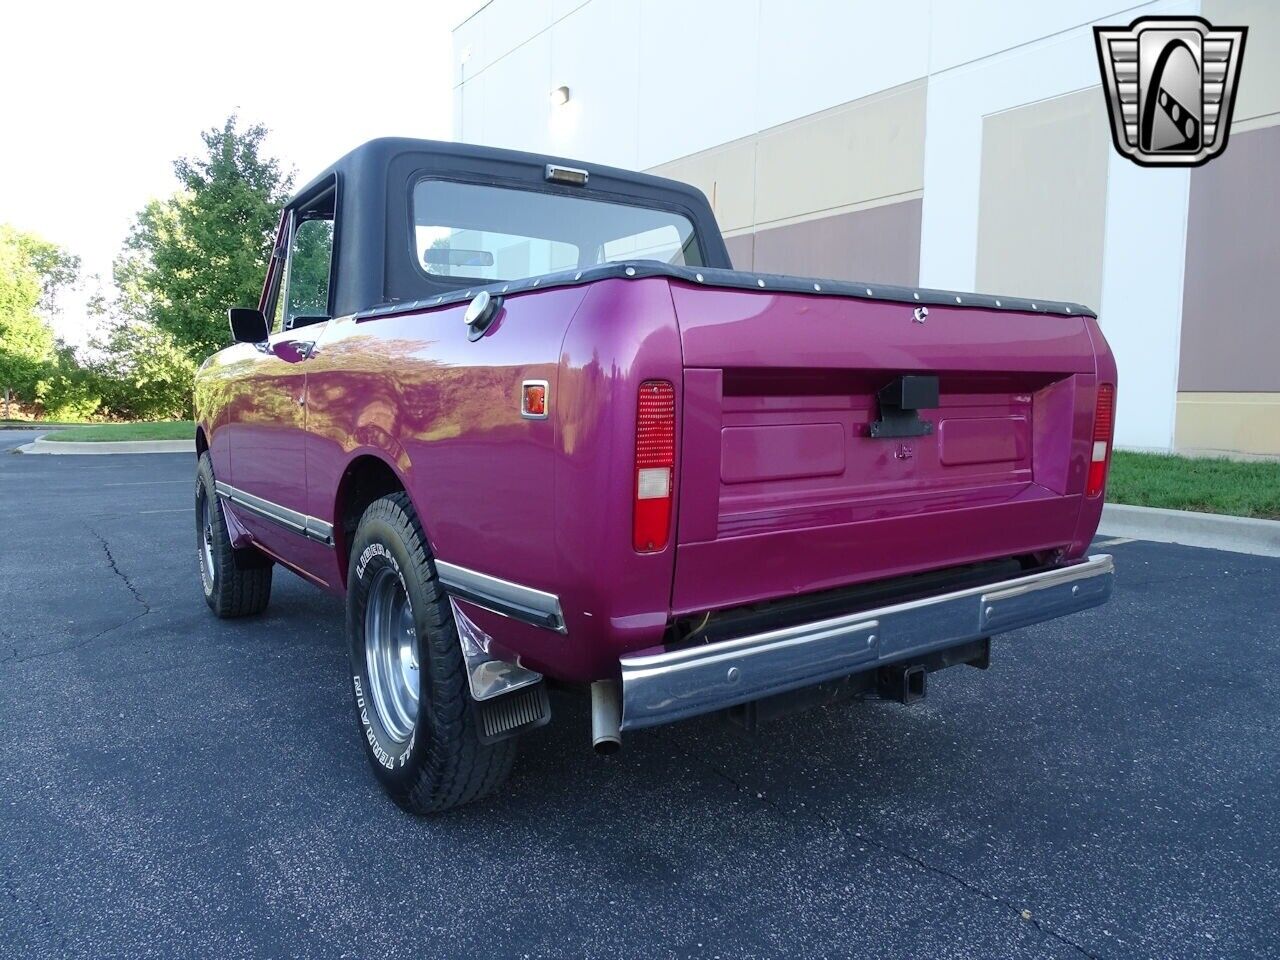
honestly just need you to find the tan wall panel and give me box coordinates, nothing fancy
[649,139,756,233]
[975,88,1109,311]
[754,81,927,226]
[1175,393,1280,458]
[1204,0,1280,125]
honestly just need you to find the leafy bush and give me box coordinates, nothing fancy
[35,343,101,421]
[89,320,196,421]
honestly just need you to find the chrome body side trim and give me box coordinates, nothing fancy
[434,560,567,634]
[619,554,1115,731]
[214,481,334,546]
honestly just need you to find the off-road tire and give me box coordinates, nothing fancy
[346,492,516,814]
[196,452,273,617]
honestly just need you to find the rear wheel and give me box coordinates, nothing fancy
[196,453,272,617]
[346,492,515,813]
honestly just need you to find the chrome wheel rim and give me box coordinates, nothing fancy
[363,566,419,743]
[199,490,215,585]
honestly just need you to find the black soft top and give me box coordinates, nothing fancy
[289,137,731,318]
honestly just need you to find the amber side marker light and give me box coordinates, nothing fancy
[521,381,548,418]
[634,380,675,552]
[1087,383,1116,498]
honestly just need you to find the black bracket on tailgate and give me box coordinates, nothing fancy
[869,375,939,439]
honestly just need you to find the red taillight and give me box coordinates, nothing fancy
[634,380,675,552]
[1086,383,1115,498]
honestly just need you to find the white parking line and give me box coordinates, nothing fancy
[102,480,188,486]
[1094,537,1135,547]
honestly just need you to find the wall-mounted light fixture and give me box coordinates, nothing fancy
[550,85,571,107]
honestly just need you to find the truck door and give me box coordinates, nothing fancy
[226,204,335,580]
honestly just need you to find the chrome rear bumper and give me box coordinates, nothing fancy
[620,554,1114,730]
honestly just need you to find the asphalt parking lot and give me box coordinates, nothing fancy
[2,437,1277,960]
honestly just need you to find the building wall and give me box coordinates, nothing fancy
[1175,0,1280,457]
[453,0,1279,456]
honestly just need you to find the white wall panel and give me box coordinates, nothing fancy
[480,31,552,153]
[635,0,759,167]
[457,68,487,143]
[552,0,591,20]
[547,0,641,168]
[1098,156,1191,451]
[452,14,486,88]
[484,0,554,65]
[755,0,930,130]
[928,0,1156,73]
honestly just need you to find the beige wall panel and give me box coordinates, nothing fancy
[975,88,1109,311]
[1175,393,1280,458]
[1204,0,1280,125]
[649,140,757,233]
[753,81,927,226]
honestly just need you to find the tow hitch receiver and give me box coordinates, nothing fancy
[869,375,939,439]
[878,663,927,703]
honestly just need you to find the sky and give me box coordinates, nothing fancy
[0,0,473,345]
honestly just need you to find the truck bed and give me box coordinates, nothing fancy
[350,259,1113,680]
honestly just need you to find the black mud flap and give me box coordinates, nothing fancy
[473,681,551,745]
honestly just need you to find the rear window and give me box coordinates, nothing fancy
[412,179,702,283]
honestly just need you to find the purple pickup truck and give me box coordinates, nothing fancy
[194,138,1117,813]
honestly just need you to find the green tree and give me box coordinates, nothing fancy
[118,115,292,359]
[0,225,80,416]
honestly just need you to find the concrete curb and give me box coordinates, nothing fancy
[1098,503,1280,558]
[17,438,195,456]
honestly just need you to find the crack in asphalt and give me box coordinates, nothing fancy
[7,610,149,665]
[664,737,1103,960]
[88,525,151,615]
[3,527,152,665]
[2,874,73,955]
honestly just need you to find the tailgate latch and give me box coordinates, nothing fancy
[869,375,938,439]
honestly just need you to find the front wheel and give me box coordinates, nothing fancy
[196,453,272,617]
[346,492,515,813]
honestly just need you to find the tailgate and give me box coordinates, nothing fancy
[671,283,1099,615]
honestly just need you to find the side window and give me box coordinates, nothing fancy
[283,218,334,329]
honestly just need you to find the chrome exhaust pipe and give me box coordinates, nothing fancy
[590,680,622,754]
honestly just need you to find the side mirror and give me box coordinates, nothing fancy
[229,307,269,344]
